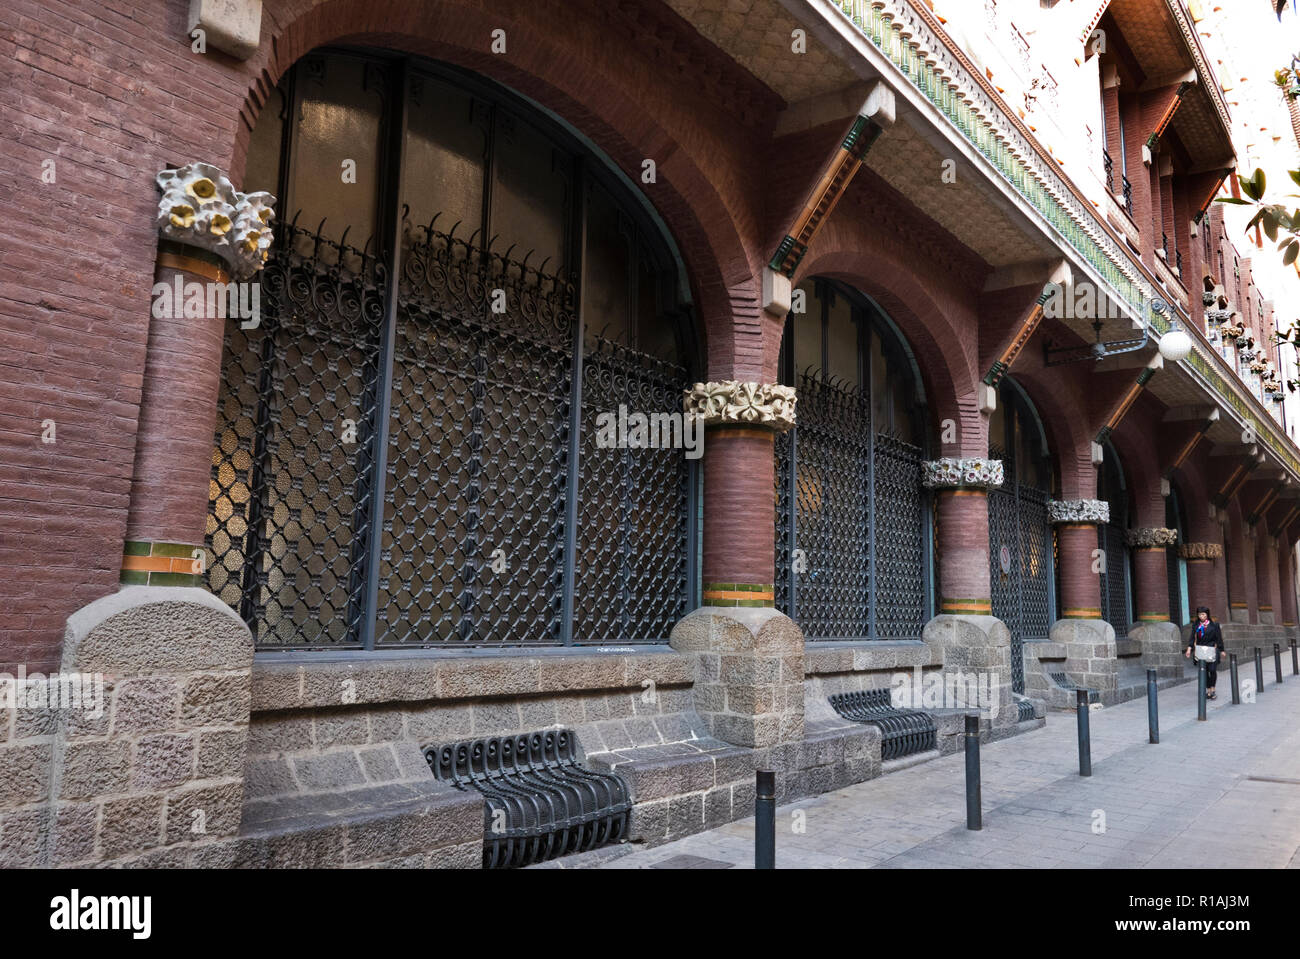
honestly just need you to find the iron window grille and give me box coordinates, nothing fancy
[774,279,933,640]
[206,50,698,649]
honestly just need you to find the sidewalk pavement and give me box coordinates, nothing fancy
[573,666,1300,868]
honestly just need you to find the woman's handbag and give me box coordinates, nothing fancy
[1193,644,1218,663]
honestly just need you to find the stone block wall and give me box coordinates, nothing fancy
[44,587,254,867]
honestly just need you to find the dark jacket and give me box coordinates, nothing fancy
[1187,619,1223,653]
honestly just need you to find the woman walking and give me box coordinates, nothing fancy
[1184,605,1226,699]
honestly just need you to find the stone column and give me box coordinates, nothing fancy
[1048,499,1118,703]
[1127,526,1181,678]
[919,457,1013,730]
[122,163,274,586]
[1279,540,1299,629]
[671,381,804,748]
[1225,517,1251,623]
[22,162,271,868]
[1126,527,1176,625]
[1181,542,1224,618]
[1256,534,1280,625]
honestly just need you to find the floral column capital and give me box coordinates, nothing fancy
[921,457,1004,489]
[156,162,276,280]
[1047,499,1110,525]
[1125,527,1178,548]
[1179,542,1224,560]
[682,381,796,431]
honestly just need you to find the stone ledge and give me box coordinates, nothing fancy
[803,640,938,675]
[250,648,693,712]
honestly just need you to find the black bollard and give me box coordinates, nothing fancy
[755,770,775,869]
[1197,660,1207,721]
[1230,652,1241,705]
[1076,689,1091,777]
[1146,668,1159,744]
[1291,640,1298,676]
[1274,643,1284,684]
[965,714,981,831]
[1255,647,1265,695]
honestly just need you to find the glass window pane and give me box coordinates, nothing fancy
[491,112,570,272]
[636,254,677,363]
[403,76,487,244]
[870,328,889,427]
[243,85,284,196]
[793,282,820,378]
[583,181,631,347]
[287,55,385,249]
[826,292,858,388]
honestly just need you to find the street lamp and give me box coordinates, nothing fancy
[1158,326,1192,362]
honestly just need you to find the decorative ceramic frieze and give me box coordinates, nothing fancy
[1179,542,1224,560]
[682,381,796,430]
[157,163,276,280]
[1047,499,1110,525]
[921,457,1004,489]
[1125,527,1178,548]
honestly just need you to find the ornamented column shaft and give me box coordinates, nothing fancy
[1127,527,1177,622]
[684,381,796,606]
[123,163,274,586]
[1279,540,1299,628]
[1179,542,1223,617]
[1049,500,1110,619]
[1257,535,1280,625]
[922,459,1004,615]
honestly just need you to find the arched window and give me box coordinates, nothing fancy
[1097,441,1132,637]
[773,278,932,640]
[207,50,698,648]
[988,378,1055,694]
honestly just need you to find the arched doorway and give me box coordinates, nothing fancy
[206,48,700,648]
[773,278,933,640]
[1097,440,1133,638]
[988,378,1055,695]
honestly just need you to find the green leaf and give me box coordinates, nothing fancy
[1255,168,1267,197]
[1217,197,1252,205]
[1291,170,1300,188]
[1241,175,1262,201]
[1284,241,1298,266]
[1264,212,1280,242]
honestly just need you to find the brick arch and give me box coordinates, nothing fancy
[1000,360,1096,499]
[793,252,983,457]
[1109,412,1165,528]
[229,0,772,378]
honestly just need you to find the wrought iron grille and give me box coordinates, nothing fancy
[872,432,927,639]
[774,372,928,639]
[987,448,1053,694]
[375,224,574,645]
[776,374,872,637]
[208,220,690,648]
[207,226,386,648]
[573,337,690,643]
[1122,175,1134,217]
[1103,150,1114,193]
[1098,523,1130,638]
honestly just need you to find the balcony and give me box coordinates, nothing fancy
[826,0,1300,474]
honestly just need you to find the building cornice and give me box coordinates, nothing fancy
[812,1,1298,480]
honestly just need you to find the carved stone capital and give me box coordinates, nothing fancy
[921,457,1004,489]
[682,381,796,430]
[1179,542,1224,560]
[1125,527,1178,548]
[1048,499,1110,525]
[156,163,276,280]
